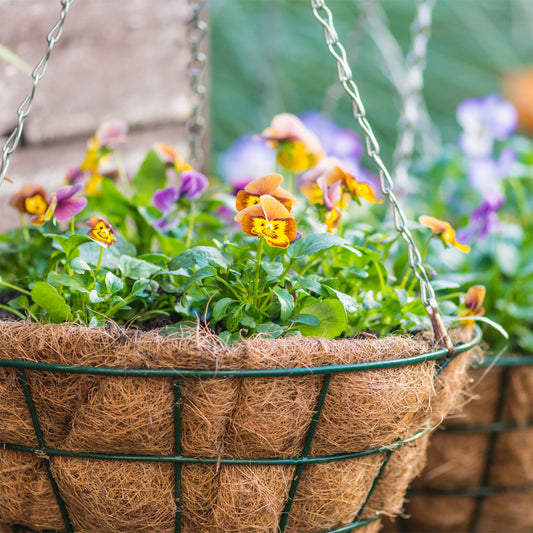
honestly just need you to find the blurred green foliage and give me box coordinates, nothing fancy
[209,0,533,168]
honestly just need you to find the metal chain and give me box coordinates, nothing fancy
[392,0,436,194]
[0,0,75,189]
[310,0,452,350]
[186,0,208,170]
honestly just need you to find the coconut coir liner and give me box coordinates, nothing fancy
[0,321,476,533]
[386,359,533,533]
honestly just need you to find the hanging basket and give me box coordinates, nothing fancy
[0,321,481,533]
[390,354,533,533]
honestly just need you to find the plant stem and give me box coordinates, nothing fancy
[70,217,75,236]
[0,280,32,296]
[0,304,26,320]
[20,214,30,243]
[185,201,196,249]
[96,246,104,275]
[287,171,296,196]
[507,177,528,222]
[252,237,264,308]
[372,259,386,296]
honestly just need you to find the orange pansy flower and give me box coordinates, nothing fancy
[459,285,486,327]
[234,195,296,249]
[9,184,49,216]
[235,173,299,212]
[87,216,118,247]
[419,215,471,253]
[154,143,193,172]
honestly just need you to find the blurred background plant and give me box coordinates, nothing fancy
[209,0,533,173]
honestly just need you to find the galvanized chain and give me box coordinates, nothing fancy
[392,0,436,193]
[186,0,208,170]
[310,0,452,350]
[0,0,75,189]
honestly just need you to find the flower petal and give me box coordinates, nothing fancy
[55,197,88,221]
[153,187,180,213]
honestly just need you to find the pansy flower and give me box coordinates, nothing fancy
[154,143,193,172]
[9,184,49,217]
[80,121,128,174]
[260,113,324,172]
[457,94,518,157]
[234,195,296,248]
[458,285,486,327]
[235,173,299,212]
[32,184,87,226]
[180,171,209,200]
[87,215,118,247]
[419,215,471,253]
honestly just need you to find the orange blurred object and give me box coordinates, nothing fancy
[503,66,533,133]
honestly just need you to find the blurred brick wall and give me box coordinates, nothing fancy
[0,0,200,231]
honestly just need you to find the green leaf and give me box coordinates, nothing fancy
[31,282,71,323]
[105,272,124,293]
[56,234,93,259]
[226,305,243,332]
[168,246,231,270]
[69,257,92,272]
[131,149,168,205]
[89,290,106,304]
[261,262,284,277]
[47,273,89,292]
[447,316,509,339]
[295,299,347,339]
[7,295,30,311]
[292,313,320,327]
[119,256,161,280]
[272,287,294,322]
[325,287,358,314]
[212,297,235,322]
[255,322,286,337]
[394,288,409,307]
[430,279,460,291]
[288,233,361,259]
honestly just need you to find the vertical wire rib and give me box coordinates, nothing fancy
[17,369,73,533]
[354,447,395,523]
[468,366,510,533]
[173,378,182,533]
[278,373,333,532]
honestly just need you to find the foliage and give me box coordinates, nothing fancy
[0,115,464,342]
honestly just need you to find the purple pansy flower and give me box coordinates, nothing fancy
[54,184,88,221]
[153,187,180,214]
[218,135,276,189]
[458,193,505,244]
[468,148,517,196]
[180,171,208,200]
[457,94,518,157]
[64,164,86,185]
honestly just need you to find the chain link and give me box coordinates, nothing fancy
[186,0,208,170]
[310,0,452,350]
[392,0,436,193]
[0,0,74,188]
